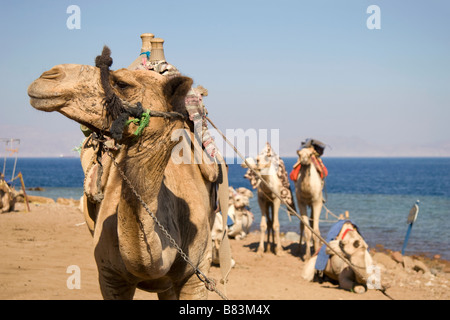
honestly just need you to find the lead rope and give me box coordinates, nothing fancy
[101,143,228,300]
[206,116,394,300]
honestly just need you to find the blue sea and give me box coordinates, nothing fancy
[3,157,450,260]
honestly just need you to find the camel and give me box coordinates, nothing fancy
[211,186,253,265]
[0,177,16,213]
[302,220,375,294]
[28,46,228,300]
[294,146,326,259]
[227,187,254,240]
[243,143,295,256]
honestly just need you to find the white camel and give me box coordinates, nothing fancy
[211,186,254,265]
[294,146,326,259]
[243,143,295,256]
[227,187,254,240]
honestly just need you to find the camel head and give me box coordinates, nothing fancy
[28,46,192,142]
[255,153,272,171]
[242,143,278,175]
[255,142,275,171]
[233,187,253,209]
[297,147,315,166]
[235,187,253,199]
[338,229,371,284]
[233,194,248,209]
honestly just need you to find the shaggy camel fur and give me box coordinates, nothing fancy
[28,48,222,300]
[295,147,325,259]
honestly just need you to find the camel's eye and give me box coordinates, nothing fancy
[114,81,130,90]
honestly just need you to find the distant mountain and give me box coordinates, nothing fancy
[278,135,450,158]
[2,124,449,158]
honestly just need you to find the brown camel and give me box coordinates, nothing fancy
[28,46,227,300]
[0,177,16,213]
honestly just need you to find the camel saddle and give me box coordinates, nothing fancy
[290,153,328,181]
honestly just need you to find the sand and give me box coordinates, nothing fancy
[1,201,449,301]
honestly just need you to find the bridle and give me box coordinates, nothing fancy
[94,45,187,142]
[337,227,367,273]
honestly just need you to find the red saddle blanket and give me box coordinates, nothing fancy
[290,156,328,181]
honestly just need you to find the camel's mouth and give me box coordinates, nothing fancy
[234,203,249,209]
[28,83,68,112]
[29,92,103,135]
[299,153,313,166]
[300,159,311,166]
[28,95,68,112]
[28,66,72,111]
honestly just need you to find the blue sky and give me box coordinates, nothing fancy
[0,0,449,157]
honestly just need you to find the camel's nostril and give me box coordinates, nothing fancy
[40,67,65,80]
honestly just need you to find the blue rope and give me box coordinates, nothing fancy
[140,51,150,59]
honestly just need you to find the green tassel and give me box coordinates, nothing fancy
[133,110,150,136]
[124,110,151,137]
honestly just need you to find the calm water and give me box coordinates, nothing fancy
[3,157,450,259]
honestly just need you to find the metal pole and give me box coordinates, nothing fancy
[401,223,413,255]
[2,139,6,177]
[401,200,420,255]
[11,139,20,181]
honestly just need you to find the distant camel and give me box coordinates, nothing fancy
[211,187,253,265]
[227,187,254,240]
[0,177,16,213]
[293,146,327,259]
[243,143,295,256]
[302,220,374,294]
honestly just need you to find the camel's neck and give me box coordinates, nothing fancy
[123,143,170,205]
[300,163,311,175]
[120,124,178,209]
[298,163,322,197]
[115,122,182,278]
[300,163,320,180]
[258,166,281,197]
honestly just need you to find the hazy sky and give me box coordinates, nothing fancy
[0,0,449,157]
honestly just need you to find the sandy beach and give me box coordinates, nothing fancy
[0,200,449,301]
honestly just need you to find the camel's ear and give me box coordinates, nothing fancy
[163,76,193,113]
